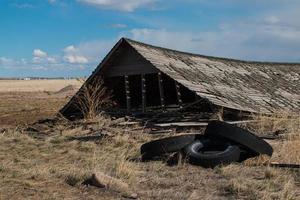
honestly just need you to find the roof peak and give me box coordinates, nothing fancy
[121,37,300,65]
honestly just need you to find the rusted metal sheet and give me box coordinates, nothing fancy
[125,39,300,113]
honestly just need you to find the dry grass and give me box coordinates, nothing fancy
[74,78,114,119]
[0,80,82,128]
[218,164,297,200]
[216,111,300,200]
[0,82,299,199]
[0,79,82,92]
[250,111,300,136]
[0,113,299,199]
[247,111,300,164]
[0,118,145,199]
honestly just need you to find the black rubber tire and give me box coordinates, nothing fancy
[204,121,273,156]
[183,137,240,168]
[141,134,197,161]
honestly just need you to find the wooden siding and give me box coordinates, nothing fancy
[104,44,158,77]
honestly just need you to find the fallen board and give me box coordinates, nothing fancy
[152,120,257,128]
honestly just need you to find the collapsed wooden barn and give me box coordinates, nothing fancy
[60,38,300,122]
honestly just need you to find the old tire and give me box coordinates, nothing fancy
[204,121,273,156]
[183,137,240,168]
[141,134,196,161]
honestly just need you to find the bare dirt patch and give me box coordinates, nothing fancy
[0,79,81,128]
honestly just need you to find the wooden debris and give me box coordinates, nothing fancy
[117,121,140,126]
[269,162,300,169]
[152,120,257,128]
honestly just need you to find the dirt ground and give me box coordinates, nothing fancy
[0,79,82,128]
[0,80,299,200]
[0,79,82,92]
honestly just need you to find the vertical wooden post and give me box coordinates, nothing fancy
[195,93,200,101]
[175,81,183,108]
[157,72,165,110]
[141,74,146,113]
[124,75,130,113]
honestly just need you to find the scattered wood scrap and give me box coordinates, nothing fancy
[269,162,300,169]
[152,120,257,128]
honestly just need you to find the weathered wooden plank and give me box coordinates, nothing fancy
[153,120,257,128]
[141,74,146,113]
[124,75,131,112]
[157,72,165,110]
[175,81,183,108]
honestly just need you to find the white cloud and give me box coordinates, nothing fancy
[121,6,300,62]
[77,0,156,12]
[64,45,77,53]
[64,55,89,64]
[0,57,14,65]
[47,57,57,63]
[63,45,89,64]
[110,23,127,29]
[62,39,116,64]
[12,3,34,9]
[33,49,47,58]
[264,16,280,24]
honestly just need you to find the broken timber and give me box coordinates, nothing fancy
[152,120,257,128]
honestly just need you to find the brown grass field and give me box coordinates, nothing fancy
[0,80,299,199]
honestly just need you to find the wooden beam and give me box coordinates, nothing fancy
[141,74,146,113]
[124,75,130,112]
[152,120,257,128]
[195,93,200,101]
[175,81,183,108]
[157,72,165,110]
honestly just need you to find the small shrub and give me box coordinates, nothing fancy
[74,77,114,119]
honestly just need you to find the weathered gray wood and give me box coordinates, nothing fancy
[157,72,165,110]
[141,74,146,113]
[175,81,183,108]
[153,120,257,128]
[124,75,131,112]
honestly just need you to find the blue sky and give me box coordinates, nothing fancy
[1,0,300,77]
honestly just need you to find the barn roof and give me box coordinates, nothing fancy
[61,38,300,116]
[123,38,300,113]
